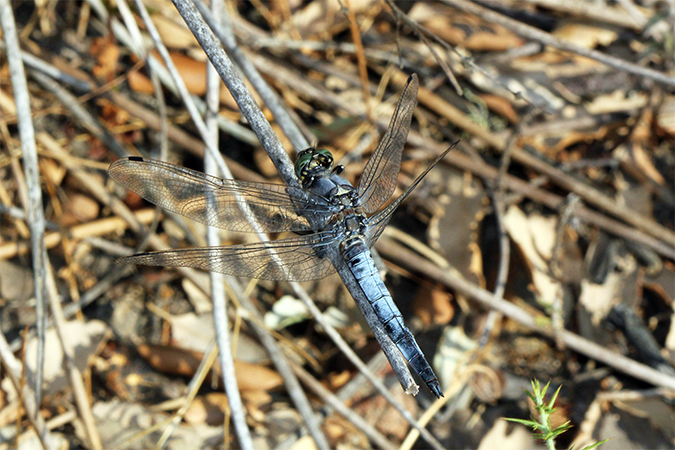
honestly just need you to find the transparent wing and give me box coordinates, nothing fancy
[357,74,419,214]
[117,231,341,282]
[365,145,456,247]
[108,157,336,233]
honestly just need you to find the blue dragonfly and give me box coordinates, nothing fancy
[108,74,451,398]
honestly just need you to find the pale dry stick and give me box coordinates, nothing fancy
[0,43,92,92]
[291,363,397,450]
[550,194,582,344]
[377,238,675,391]
[0,0,48,407]
[233,19,410,68]
[0,122,30,239]
[135,2,330,447]
[43,263,103,450]
[440,0,675,88]
[170,0,296,183]
[175,0,424,428]
[227,278,333,449]
[0,332,55,450]
[203,0,253,446]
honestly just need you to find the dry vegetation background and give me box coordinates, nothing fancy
[0,0,674,449]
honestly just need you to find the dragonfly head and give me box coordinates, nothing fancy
[295,148,334,184]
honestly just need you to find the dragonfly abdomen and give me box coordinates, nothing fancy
[340,238,443,398]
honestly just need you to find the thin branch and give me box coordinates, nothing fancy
[0,0,48,409]
[205,0,253,447]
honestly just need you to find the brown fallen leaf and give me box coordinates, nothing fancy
[61,192,100,226]
[479,93,520,124]
[90,36,120,81]
[184,392,230,426]
[413,283,454,326]
[136,343,283,391]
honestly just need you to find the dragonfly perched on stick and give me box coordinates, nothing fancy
[109,74,452,398]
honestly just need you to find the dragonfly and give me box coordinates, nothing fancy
[108,74,452,398]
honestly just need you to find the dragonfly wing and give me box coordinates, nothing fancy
[108,157,335,233]
[357,74,418,214]
[117,231,341,282]
[365,144,456,248]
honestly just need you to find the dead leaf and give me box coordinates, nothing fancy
[184,392,230,426]
[478,94,520,124]
[0,260,34,302]
[554,22,618,48]
[656,96,675,135]
[149,14,199,49]
[90,36,120,81]
[413,283,454,326]
[61,192,100,226]
[504,206,561,308]
[136,343,283,391]
[24,320,108,396]
[234,360,283,391]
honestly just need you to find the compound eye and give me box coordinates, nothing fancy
[315,148,334,167]
[295,150,314,179]
[316,148,333,159]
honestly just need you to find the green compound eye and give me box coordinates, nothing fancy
[315,148,334,168]
[295,149,314,179]
[315,148,333,159]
